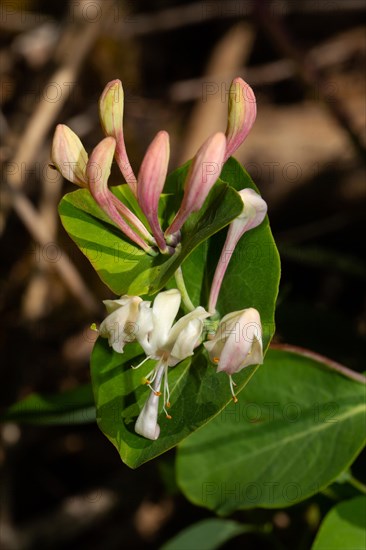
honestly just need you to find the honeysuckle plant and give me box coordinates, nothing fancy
[3,76,366,542]
[49,76,280,455]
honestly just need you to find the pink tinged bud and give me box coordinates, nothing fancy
[204,308,263,375]
[86,137,151,252]
[137,131,170,253]
[51,124,88,187]
[165,132,227,236]
[99,79,137,193]
[208,188,267,313]
[224,78,257,162]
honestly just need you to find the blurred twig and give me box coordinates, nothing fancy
[253,0,366,160]
[111,0,366,38]
[1,0,116,315]
[178,22,255,162]
[4,181,100,314]
[170,26,366,100]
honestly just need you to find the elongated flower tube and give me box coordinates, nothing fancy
[99,295,142,353]
[137,131,170,253]
[51,124,88,187]
[204,307,263,401]
[208,188,267,313]
[133,289,210,439]
[224,78,257,162]
[99,79,137,193]
[135,362,164,440]
[165,132,227,236]
[87,137,152,252]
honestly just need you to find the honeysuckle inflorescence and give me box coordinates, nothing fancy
[55,76,268,439]
[51,77,257,256]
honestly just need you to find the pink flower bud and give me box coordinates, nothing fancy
[87,137,151,252]
[99,79,137,193]
[137,131,170,253]
[51,124,88,186]
[224,78,257,162]
[166,132,226,236]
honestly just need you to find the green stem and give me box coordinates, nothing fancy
[174,267,195,312]
[348,474,366,495]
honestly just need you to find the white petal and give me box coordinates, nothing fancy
[134,392,160,440]
[169,318,203,366]
[99,296,141,353]
[150,289,181,351]
[206,308,263,375]
[135,301,154,355]
[103,295,141,314]
[134,364,164,440]
[166,306,209,365]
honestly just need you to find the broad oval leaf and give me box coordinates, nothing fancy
[160,518,261,550]
[58,173,243,297]
[89,159,280,468]
[176,348,366,514]
[0,384,95,425]
[90,339,259,469]
[312,496,366,550]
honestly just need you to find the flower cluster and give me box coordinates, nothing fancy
[51,77,256,256]
[52,76,268,440]
[98,185,267,440]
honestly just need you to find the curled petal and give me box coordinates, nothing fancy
[137,131,170,252]
[204,308,263,375]
[87,137,151,252]
[166,132,226,236]
[99,295,142,353]
[99,79,137,192]
[224,78,257,162]
[167,306,210,366]
[135,364,165,440]
[150,289,181,352]
[51,124,88,186]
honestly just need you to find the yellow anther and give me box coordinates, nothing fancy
[90,322,98,331]
[166,414,172,420]
[213,357,220,364]
[166,402,171,408]
[154,391,162,397]
[233,395,238,404]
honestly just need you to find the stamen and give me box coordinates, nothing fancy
[213,356,220,364]
[90,322,98,332]
[163,363,172,419]
[229,375,238,403]
[132,355,151,370]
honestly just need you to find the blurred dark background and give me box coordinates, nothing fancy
[0,0,365,548]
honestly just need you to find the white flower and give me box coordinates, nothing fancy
[134,289,210,440]
[204,307,263,402]
[99,295,142,353]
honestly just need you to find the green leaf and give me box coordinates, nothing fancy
[176,348,366,514]
[90,338,258,469]
[58,175,243,297]
[89,158,280,467]
[0,384,95,425]
[160,519,261,550]
[312,496,366,550]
